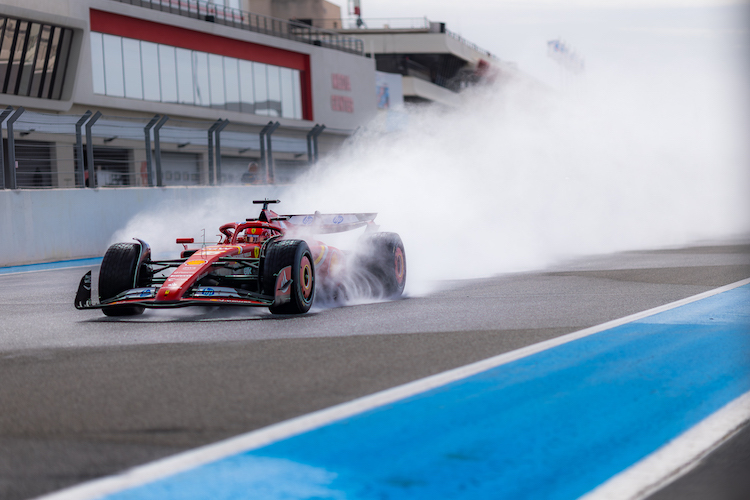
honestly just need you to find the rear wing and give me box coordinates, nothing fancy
[283,213,377,233]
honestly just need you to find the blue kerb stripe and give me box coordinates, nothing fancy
[0,258,102,275]
[102,284,750,500]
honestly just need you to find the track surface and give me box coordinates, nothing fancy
[1,244,749,499]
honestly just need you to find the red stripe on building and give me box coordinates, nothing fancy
[301,58,313,121]
[90,9,313,120]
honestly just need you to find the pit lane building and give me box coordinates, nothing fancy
[0,0,506,189]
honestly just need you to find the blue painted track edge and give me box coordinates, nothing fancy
[34,277,750,500]
[0,257,103,275]
[580,390,750,500]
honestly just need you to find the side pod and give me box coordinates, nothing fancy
[74,271,93,309]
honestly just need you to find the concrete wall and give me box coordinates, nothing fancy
[0,187,287,267]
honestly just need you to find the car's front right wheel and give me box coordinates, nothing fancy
[262,239,315,315]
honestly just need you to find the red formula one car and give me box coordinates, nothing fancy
[74,199,406,316]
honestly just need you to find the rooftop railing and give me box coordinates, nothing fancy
[309,17,497,61]
[342,17,431,30]
[109,0,365,56]
[445,30,496,61]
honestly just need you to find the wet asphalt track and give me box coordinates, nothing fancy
[0,243,749,500]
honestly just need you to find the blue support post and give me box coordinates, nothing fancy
[75,111,92,188]
[153,115,169,187]
[84,111,102,188]
[5,106,25,189]
[143,115,160,187]
[0,106,13,189]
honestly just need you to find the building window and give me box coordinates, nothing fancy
[0,16,73,100]
[90,32,303,119]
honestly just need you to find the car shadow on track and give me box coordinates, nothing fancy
[78,307,322,323]
[76,295,407,323]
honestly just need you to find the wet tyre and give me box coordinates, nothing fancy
[357,232,406,298]
[99,242,147,316]
[262,239,315,314]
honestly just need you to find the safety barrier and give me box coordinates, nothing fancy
[0,185,287,267]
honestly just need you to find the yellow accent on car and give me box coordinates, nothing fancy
[314,244,327,265]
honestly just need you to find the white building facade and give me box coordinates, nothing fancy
[0,0,376,188]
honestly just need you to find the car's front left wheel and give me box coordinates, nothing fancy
[99,242,147,316]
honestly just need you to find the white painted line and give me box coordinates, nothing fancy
[35,277,750,500]
[580,390,750,500]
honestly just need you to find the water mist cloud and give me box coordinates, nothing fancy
[282,68,749,287]
[112,6,749,297]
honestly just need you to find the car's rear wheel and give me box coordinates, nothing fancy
[99,242,147,316]
[357,232,406,298]
[262,239,315,314]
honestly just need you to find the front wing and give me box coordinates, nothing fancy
[74,271,277,310]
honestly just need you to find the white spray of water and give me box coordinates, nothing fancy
[112,20,749,298]
[281,68,749,290]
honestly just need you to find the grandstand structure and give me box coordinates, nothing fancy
[0,0,510,189]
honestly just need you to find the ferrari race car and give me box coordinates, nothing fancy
[74,199,406,316]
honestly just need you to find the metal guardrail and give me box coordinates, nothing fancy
[109,0,365,56]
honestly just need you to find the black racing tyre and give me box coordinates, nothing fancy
[262,239,315,315]
[99,242,146,316]
[357,232,406,298]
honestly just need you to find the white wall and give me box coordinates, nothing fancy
[0,187,286,267]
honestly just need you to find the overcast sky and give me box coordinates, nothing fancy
[296,1,750,263]
[340,0,749,87]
